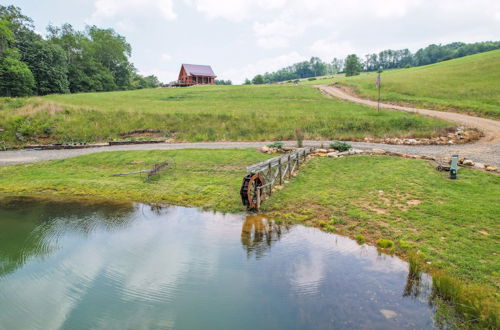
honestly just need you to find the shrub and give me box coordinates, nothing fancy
[267,141,284,149]
[376,238,394,248]
[355,234,365,244]
[330,141,351,152]
[307,77,317,81]
[318,220,327,227]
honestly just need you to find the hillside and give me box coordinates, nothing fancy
[325,50,500,118]
[0,85,451,148]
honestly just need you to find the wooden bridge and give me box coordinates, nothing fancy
[240,147,315,211]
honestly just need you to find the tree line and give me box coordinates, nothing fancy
[0,5,161,97]
[248,41,500,83]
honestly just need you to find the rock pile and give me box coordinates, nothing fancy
[361,127,482,145]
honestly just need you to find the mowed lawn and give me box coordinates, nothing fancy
[1,149,498,325]
[0,84,451,147]
[309,50,500,118]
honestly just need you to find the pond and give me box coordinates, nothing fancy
[0,197,437,329]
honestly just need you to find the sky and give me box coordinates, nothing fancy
[4,0,500,84]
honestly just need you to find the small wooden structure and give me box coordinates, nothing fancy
[171,64,216,87]
[240,147,315,210]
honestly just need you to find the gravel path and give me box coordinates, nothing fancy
[317,85,500,167]
[1,140,498,167]
[1,85,499,167]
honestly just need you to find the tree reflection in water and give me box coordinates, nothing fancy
[0,197,136,277]
[240,215,290,259]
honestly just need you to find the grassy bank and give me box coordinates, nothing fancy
[0,149,271,212]
[0,84,451,148]
[306,50,500,118]
[1,149,498,326]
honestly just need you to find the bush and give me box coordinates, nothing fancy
[330,141,351,152]
[376,238,394,248]
[307,77,317,81]
[355,234,365,244]
[267,141,284,149]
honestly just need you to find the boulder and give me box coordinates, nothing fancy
[327,152,338,158]
[485,166,497,172]
[474,163,486,169]
[260,146,270,153]
[315,148,328,153]
[371,148,386,155]
[349,149,364,155]
[462,159,474,166]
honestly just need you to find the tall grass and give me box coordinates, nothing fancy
[0,84,451,147]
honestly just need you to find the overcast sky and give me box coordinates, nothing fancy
[5,0,500,83]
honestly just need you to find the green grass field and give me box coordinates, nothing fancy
[0,149,498,326]
[307,50,500,118]
[0,84,452,148]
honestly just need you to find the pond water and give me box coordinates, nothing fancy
[0,197,437,329]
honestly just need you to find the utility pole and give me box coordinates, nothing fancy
[376,69,382,112]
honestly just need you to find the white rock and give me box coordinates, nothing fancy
[349,149,364,155]
[260,146,270,152]
[327,152,338,158]
[380,309,397,319]
[474,162,485,169]
[462,159,474,166]
[315,148,328,153]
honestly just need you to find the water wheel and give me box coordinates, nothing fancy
[240,173,265,210]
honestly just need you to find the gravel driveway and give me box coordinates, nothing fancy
[1,140,498,168]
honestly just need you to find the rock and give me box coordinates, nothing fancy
[282,146,297,151]
[349,149,364,155]
[327,152,338,158]
[0,128,4,132]
[462,159,474,166]
[15,132,27,142]
[371,148,386,155]
[315,148,328,153]
[474,162,486,169]
[327,148,335,153]
[337,151,349,156]
[380,309,397,319]
[260,146,270,153]
[406,138,417,145]
[317,153,328,157]
[486,166,497,172]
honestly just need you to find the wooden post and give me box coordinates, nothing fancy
[256,187,261,211]
[268,163,272,196]
[287,155,292,179]
[278,158,283,185]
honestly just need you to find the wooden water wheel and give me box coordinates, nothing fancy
[240,173,265,210]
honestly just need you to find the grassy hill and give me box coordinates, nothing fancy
[309,50,500,118]
[0,84,451,148]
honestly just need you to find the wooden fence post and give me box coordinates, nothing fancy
[268,163,272,196]
[278,158,283,185]
[287,155,292,179]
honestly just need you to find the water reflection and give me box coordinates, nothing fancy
[0,197,438,330]
[240,215,290,258]
[0,197,136,277]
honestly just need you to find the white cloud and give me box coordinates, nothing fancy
[90,0,176,24]
[161,53,172,61]
[221,51,307,84]
[309,39,356,60]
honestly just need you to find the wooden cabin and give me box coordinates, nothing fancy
[175,64,216,86]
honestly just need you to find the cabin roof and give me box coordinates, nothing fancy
[182,64,216,77]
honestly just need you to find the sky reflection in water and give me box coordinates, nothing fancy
[0,197,436,330]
